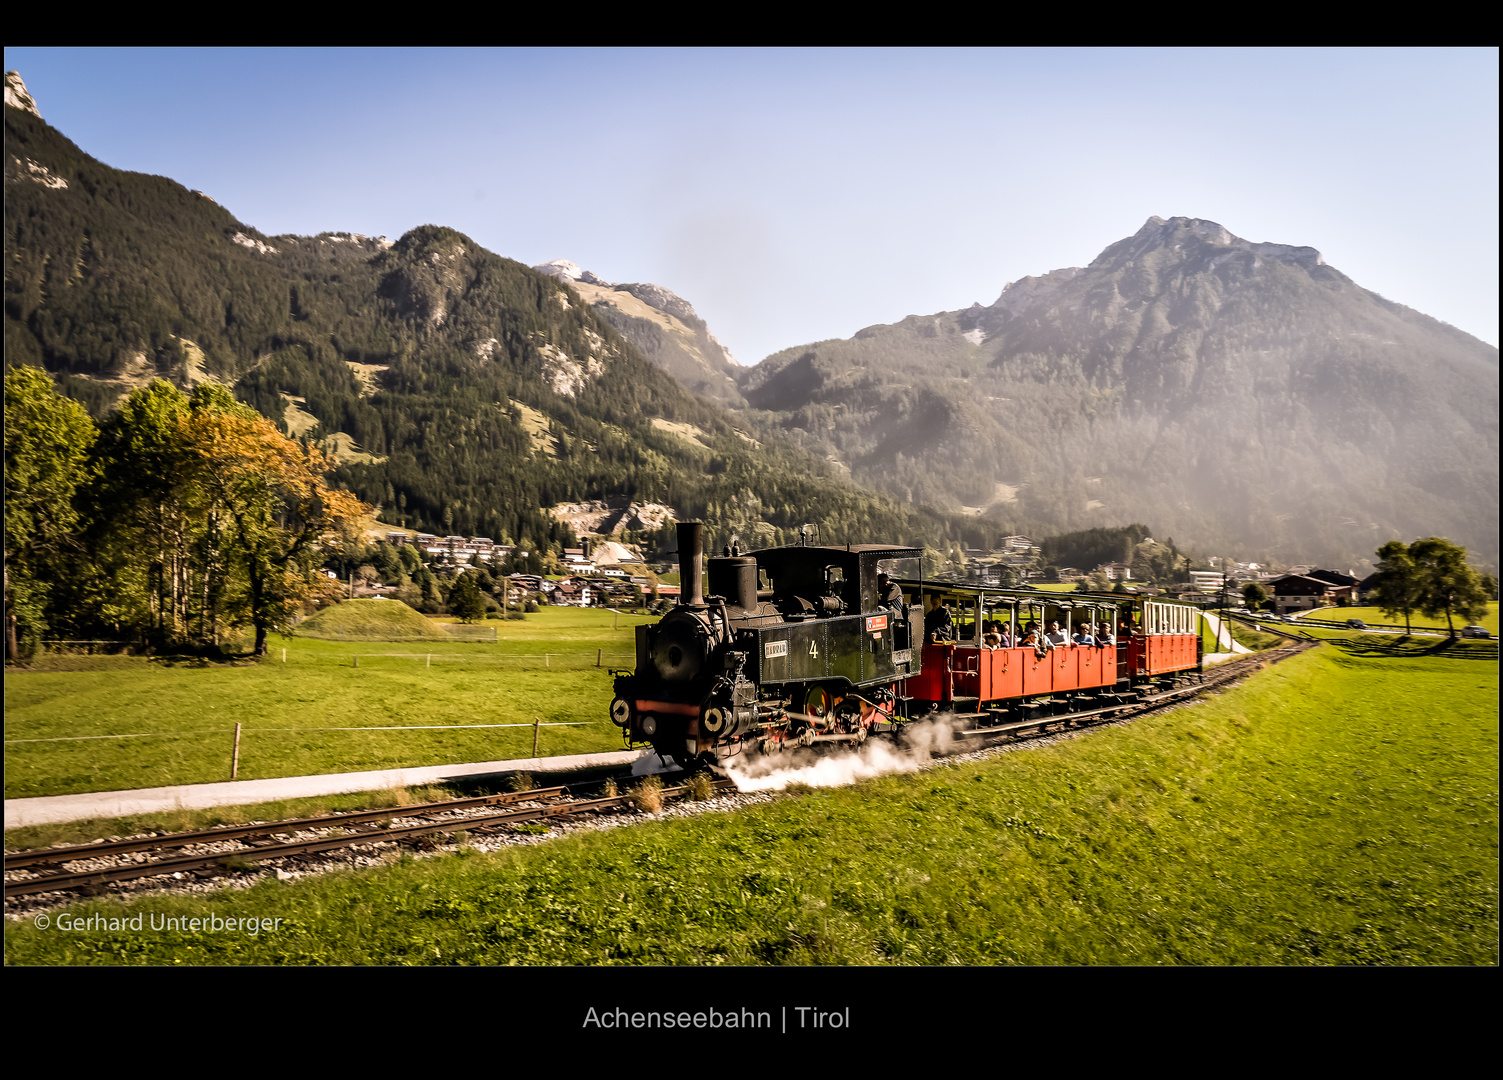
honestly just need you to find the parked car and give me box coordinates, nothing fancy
[1461,625,1492,639]
[1346,619,1367,629]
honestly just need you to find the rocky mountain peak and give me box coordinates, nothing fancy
[4,71,41,119]
[533,259,614,286]
[1105,215,1325,272]
[617,282,702,329]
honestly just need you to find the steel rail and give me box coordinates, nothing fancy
[5,787,572,870]
[5,780,735,899]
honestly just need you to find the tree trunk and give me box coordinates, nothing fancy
[248,553,269,657]
[5,569,18,662]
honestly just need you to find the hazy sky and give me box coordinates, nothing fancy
[8,47,1498,357]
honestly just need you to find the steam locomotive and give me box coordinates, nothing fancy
[609,522,923,771]
[609,522,1205,771]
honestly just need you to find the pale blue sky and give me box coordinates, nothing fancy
[8,47,1498,357]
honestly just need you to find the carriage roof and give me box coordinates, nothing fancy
[888,580,1199,609]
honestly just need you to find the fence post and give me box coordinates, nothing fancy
[533,716,541,757]
[614,610,619,631]
[545,653,550,668]
[231,722,242,780]
[597,648,602,667]
[282,647,287,663]
[353,654,359,668]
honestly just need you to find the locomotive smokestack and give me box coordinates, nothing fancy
[677,521,705,607]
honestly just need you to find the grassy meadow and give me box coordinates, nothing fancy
[4,607,655,800]
[8,632,1495,965]
[1295,602,1498,636]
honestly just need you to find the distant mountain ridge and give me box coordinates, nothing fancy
[737,215,1498,569]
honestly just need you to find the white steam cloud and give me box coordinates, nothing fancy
[725,714,963,792]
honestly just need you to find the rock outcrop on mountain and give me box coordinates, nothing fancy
[534,260,744,406]
[740,216,1499,569]
[4,71,41,118]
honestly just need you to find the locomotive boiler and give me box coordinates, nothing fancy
[609,522,923,771]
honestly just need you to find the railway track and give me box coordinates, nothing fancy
[5,776,732,900]
[6,640,1311,903]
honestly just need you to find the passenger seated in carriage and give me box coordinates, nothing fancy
[982,620,1003,648]
[1073,623,1096,646]
[1018,622,1040,647]
[997,620,1012,648]
[1044,620,1069,646]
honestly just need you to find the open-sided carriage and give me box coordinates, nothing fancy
[890,581,1203,718]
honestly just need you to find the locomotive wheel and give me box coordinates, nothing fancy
[804,685,831,718]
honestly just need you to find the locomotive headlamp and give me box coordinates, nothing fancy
[640,715,658,736]
[609,698,632,727]
[701,706,727,734]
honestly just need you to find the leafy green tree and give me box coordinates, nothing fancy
[5,366,98,658]
[449,571,487,623]
[1371,539,1421,635]
[1408,537,1491,639]
[1242,582,1269,611]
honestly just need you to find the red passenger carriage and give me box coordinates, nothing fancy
[892,582,1203,718]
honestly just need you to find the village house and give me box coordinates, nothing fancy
[1269,573,1356,615]
[1188,570,1225,591]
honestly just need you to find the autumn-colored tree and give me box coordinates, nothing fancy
[181,385,369,655]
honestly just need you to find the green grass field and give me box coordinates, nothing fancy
[4,607,655,800]
[1295,602,1498,636]
[8,634,1495,965]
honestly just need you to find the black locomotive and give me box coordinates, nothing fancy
[610,522,923,771]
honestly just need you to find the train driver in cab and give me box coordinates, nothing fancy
[876,571,904,614]
[923,593,954,643]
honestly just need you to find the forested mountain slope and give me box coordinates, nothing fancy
[4,82,942,555]
[740,216,1499,568]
